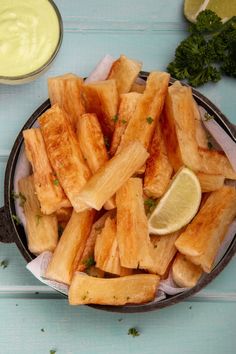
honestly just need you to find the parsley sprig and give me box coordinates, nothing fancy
[128,327,140,337]
[167,10,236,86]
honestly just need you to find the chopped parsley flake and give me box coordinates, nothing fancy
[121,119,127,124]
[112,114,118,123]
[83,256,96,269]
[53,179,59,186]
[11,191,26,207]
[144,198,156,214]
[41,328,45,332]
[50,350,56,354]
[0,260,8,269]
[204,113,214,121]
[128,327,140,337]
[146,116,154,124]
[12,214,21,225]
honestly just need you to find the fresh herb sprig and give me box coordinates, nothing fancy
[167,10,236,86]
[128,327,140,337]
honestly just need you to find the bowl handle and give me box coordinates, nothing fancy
[0,206,14,243]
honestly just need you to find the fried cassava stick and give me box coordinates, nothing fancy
[172,253,202,288]
[48,74,85,131]
[23,128,71,214]
[45,209,95,285]
[18,175,58,254]
[69,273,159,305]
[39,104,91,212]
[76,141,149,210]
[116,177,153,269]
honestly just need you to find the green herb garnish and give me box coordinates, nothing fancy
[121,119,127,124]
[50,350,56,354]
[53,179,59,186]
[128,327,140,337]
[146,116,154,124]
[144,198,156,214]
[11,191,26,207]
[167,10,236,86]
[12,214,21,225]
[83,256,96,270]
[0,260,8,269]
[112,114,118,123]
[41,328,45,332]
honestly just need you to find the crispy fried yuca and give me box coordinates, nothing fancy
[163,81,201,172]
[144,119,173,198]
[76,141,149,210]
[23,128,71,214]
[147,231,181,276]
[83,79,118,137]
[175,186,236,273]
[48,74,85,131]
[172,253,202,288]
[69,273,159,305]
[198,147,236,180]
[116,178,153,269]
[39,105,91,212]
[18,175,58,255]
[117,71,170,153]
[196,172,225,192]
[94,217,132,276]
[107,55,142,95]
[110,92,141,156]
[45,209,95,285]
[77,113,115,210]
[77,211,114,272]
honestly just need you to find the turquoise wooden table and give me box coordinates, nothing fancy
[1,1,236,353]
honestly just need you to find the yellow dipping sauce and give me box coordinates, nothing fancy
[0,0,60,77]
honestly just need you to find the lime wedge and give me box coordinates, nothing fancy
[148,167,201,235]
[184,0,236,22]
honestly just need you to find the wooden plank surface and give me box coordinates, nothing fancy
[0,0,236,353]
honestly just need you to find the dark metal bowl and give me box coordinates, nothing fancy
[1,73,236,313]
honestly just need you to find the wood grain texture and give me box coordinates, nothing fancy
[0,0,236,353]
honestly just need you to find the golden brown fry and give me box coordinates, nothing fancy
[144,119,173,198]
[147,231,181,276]
[94,217,131,276]
[175,186,236,273]
[48,74,85,131]
[45,209,95,285]
[110,92,141,156]
[23,128,71,214]
[163,81,201,172]
[130,82,145,93]
[76,113,115,210]
[117,71,170,153]
[69,273,159,305]
[108,55,142,95]
[18,176,58,255]
[198,147,236,180]
[196,172,225,192]
[77,141,149,210]
[83,79,118,137]
[116,178,153,269]
[39,105,91,212]
[172,253,202,288]
[77,211,114,272]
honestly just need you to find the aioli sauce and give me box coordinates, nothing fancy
[0,0,60,77]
